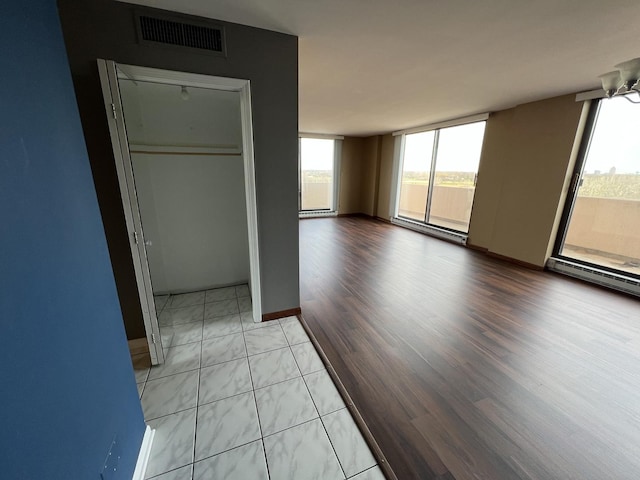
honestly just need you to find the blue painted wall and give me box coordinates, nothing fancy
[0,1,145,478]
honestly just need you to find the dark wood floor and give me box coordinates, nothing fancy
[299,217,640,480]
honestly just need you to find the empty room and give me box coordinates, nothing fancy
[3,1,640,480]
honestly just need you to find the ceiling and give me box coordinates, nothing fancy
[123,0,640,136]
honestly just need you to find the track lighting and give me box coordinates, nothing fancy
[598,57,640,103]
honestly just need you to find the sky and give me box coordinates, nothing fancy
[300,138,335,170]
[402,122,486,173]
[584,96,640,174]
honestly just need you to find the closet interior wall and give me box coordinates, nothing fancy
[119,79,250,295]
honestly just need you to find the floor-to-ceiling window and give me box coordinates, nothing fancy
[299,137,340,213]
[395,120,486,233]
[555,97,640,277]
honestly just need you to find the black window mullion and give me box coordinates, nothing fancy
[424,129,440,224]
[552,100,601,256]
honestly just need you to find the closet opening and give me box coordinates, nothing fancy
[98,61,261,365]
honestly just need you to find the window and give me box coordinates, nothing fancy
[555,97,640,277]
[396,121,486,233]
[299,137,339,212]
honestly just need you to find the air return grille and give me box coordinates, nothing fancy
[136,14,225,55]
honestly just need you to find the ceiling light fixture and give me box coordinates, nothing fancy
[598,57,640,103]
[180,86,190,100]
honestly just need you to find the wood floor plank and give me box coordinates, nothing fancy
[299,217,640,480]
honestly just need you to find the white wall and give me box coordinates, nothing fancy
[120,79,250,294]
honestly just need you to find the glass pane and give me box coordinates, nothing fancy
[561,97,640,275]
[398,131,435,221]
[427,122,485,232]
[300,138,335,211]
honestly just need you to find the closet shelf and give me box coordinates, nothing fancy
[129,143,242,156]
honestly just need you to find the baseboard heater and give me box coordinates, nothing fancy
[547,257,640,297]
[391,217,467,245]
[299,210,338,219]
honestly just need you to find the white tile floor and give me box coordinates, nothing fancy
[135,285,385,480]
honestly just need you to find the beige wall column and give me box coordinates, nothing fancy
[338,137,365,214]
[376,134,396,220]
[468,94,585,266]
[361,136,381,216]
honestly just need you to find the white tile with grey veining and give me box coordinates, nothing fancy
[199,357,252,405]
[134,365,150,384]
[204,299,239,319]
[202,314,242,340]
[159,305,204,326]
[235,284,250,298]
[201,332,246,368]
[240,311,268,331]
[205,286,237,303]
[148,342,201,380]
[255,377,318,436]
[169,291,206,308]
[322,408,376,478]
[280,316,310,345]
[305,369,345,416]
[160,321,202,348]
[195,391,261,461]
[248,347,300,389]
[150,465,193,480]
[349,466,385,480]
[237,296,252,313]
[154,295,170,313]
[145,408,196,479]
[291,342,325,375]
[244,324,288,355]
[192,440,268,480]
[264,418,344,480]
[141,370,199,420]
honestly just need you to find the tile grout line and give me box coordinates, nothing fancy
[282,322,349,477]
[190,299,206,477]
[260,416,320,440]
[286,317,379,478]
[147,287,265,478]
[294,345,348,479]
[239,306,273,480]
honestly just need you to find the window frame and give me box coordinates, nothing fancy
[392,117,487,234]
[552,98,640,280]
[298,135,342,214]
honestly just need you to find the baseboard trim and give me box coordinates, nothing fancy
[391,217,467,245]
[261,307,302,322]
[299,210,338,219]
[487,251,544,271]
[297,314,398,480]
[466,243,489,253]
[337,212,374,218]
[128,338,149,356]
[132,426,155,480]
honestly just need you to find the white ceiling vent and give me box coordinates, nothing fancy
[135,12,225,56]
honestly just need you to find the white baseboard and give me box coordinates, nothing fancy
[547,257,640,297]
[391,217,467,245]
[299,210,337,218]
[132,426,155,480]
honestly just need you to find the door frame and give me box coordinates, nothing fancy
[97,60,263,364]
